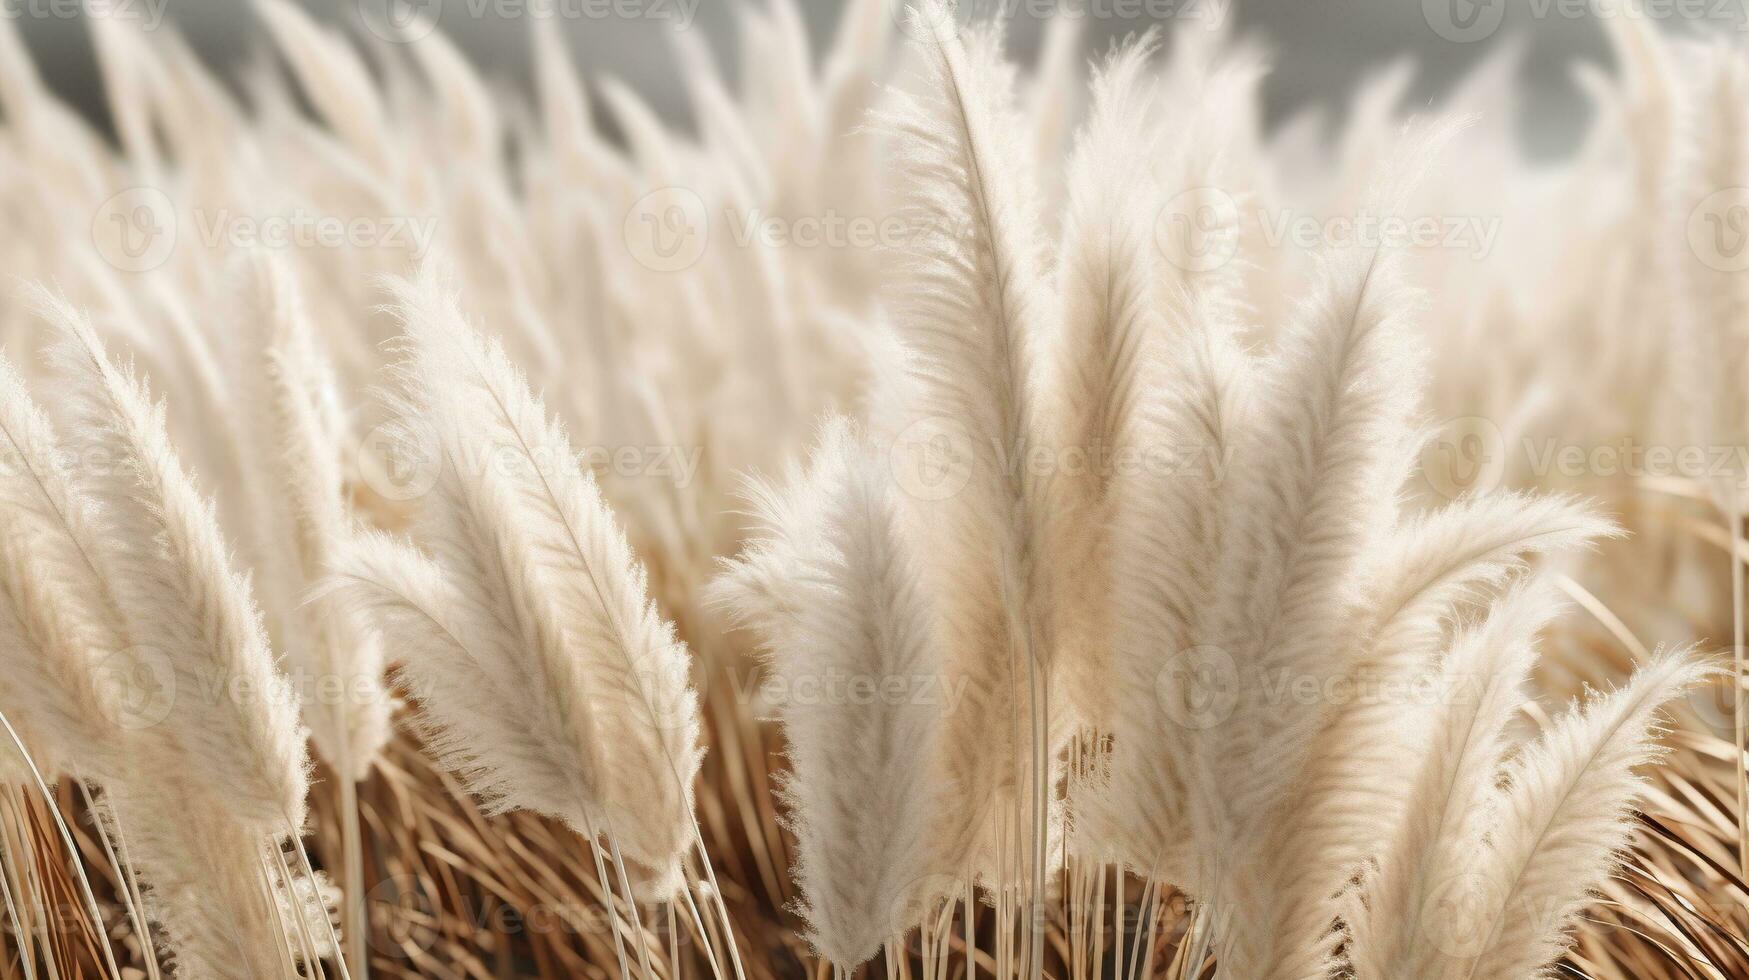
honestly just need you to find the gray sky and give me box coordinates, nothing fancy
[10,0,1749,156]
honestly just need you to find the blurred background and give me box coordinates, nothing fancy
[8,0,1747,159]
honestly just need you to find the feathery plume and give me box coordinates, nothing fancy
[0,505,122,784]
[256,0,393,173]
[1280,493,1621,919]
[1671,40,1749,882]
[327,447,611,861]
[0,330,312,977]
[714,418,948,969]
[1413,651,1714,979]
[345,263,702,885]
[873,0,1055,879]
[1345,578,1566,980]
[241,253,392,783]
[39,292,309,832]
[106,775,321,980]
[1203,239,1424,978]
[323,527,580,820]
[1070,291,1253,887]
[1045,34,1166,738]
[1672,47,1749,489]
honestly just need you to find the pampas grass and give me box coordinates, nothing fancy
[319,261,732,980]
[41,294,310,835]
[873,5,1056,898]
[0,2,1743,978]
[714,418,947,970]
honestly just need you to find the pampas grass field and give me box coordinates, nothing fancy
[0,0,1747,976]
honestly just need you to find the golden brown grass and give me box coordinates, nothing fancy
[0,4,1746,977]
[3,510,1745,980]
